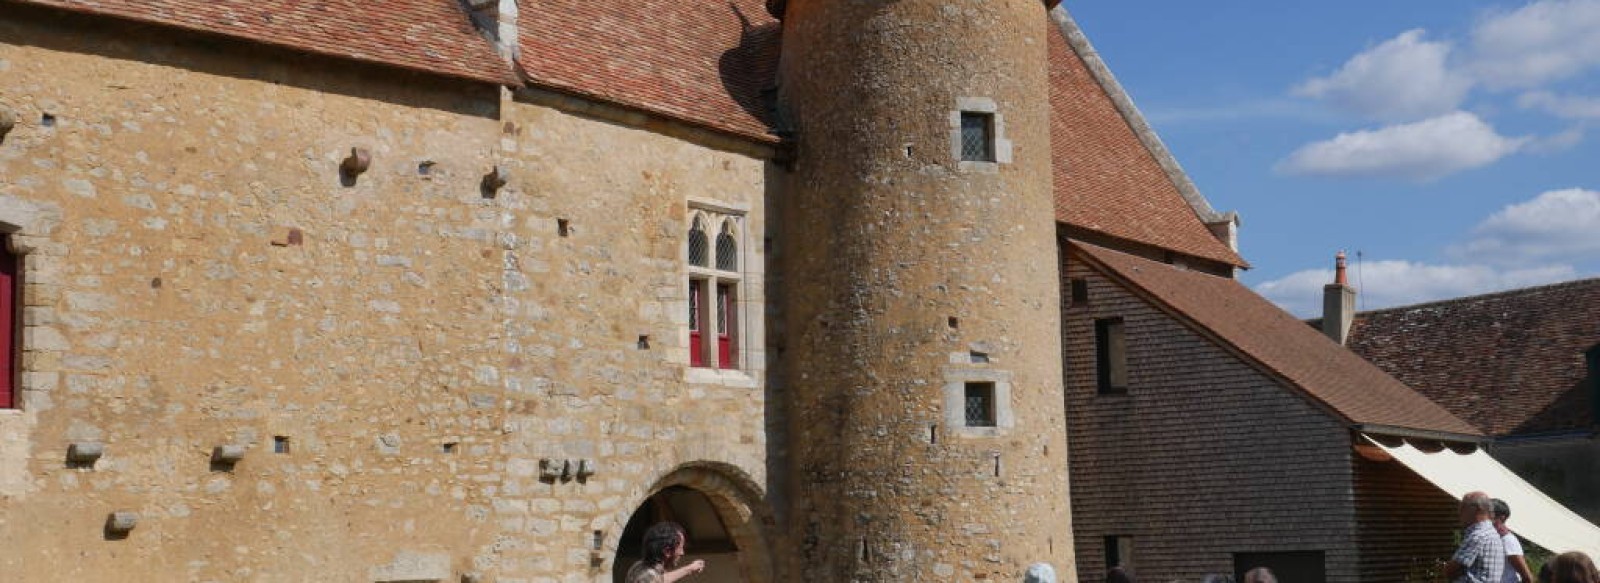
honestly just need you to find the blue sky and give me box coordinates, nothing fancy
[1068,1,1600,316]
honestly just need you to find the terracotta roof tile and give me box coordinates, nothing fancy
[1048,27,1245,268]
[516,0,780,143]
[1075,242,1480,437]
[1343,278,1600,436]
[10,0,517,85]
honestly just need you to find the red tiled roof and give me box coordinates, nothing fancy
[1344,278,1600,436]
[516,0,781,144]
[1075,242,1480,437]
[1048,27,1246,268]
[11,0,517,85]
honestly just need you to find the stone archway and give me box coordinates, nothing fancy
[609,462,775,583]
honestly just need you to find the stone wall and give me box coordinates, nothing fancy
[1061,251,1360,583]
[0,10,775,583]
[777,0,1075,580]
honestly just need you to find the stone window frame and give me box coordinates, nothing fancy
[942,366,1014,438]
[950,97,1013,174]
[683,199,757,388]
[0,199,61,414]
[0,198,61,497]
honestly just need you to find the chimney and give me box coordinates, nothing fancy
[1322,251,1356,345]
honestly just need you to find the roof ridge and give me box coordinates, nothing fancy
[1355,275,1600,316]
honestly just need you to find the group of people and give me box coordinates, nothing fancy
[622,502,1600,583]
[1101,566,1275,583]
[1450,491,1599,583]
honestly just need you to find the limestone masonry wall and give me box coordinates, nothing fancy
[778,0,1074,580]
[0,12,773,583]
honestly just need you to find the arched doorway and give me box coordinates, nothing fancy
[614,486,746,583]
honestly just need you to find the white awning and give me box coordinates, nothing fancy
[1365,435,1600,558]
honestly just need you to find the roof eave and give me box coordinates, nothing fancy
[1354,423,1486,444]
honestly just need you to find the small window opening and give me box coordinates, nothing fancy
[964,382,996,427]
[715,220,738,271]
[993,453,1002,477]
[417,161,435,176]
[1096,317,1128,395]
[592,530,605,551]
[947,316,959,329]
[929,424,938,444]
[969,351,989,364]
[1070,278,1089,305]
[441,442,457,454]
[557,218,571,237]
[273,436,291,454]
[41,113,56,127]
[688,216,709,267]
[960,111,995,162]
[859,537,871,563]
[637,335,650,350]
[1105,535,1134,570]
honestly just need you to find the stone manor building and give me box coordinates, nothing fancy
[0,1,1517,582]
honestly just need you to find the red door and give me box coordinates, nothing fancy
[688,280,704,367]
[0,242,15,408]
[716,284,734,369]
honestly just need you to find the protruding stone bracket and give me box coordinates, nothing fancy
[67,442,103,467]
[104,511,138,539]
[339,147,371,185]
[211,444,246,469]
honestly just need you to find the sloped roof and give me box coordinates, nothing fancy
[1047,10,1247,268]
[1344,278,1600,436]
[1074,242,1480,437]
[516,0,781,144]
[10,0,518,85]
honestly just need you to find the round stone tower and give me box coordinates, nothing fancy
[773,0,1075,580]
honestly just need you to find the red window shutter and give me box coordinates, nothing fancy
[688,280,704,368]
[0,242,15,409]
[717,284,735,369]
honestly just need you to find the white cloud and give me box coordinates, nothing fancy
[1295,29,1473,120]
[1450,188,1600,263]
[1470,0,1600,89]
[1256,260,1579,317]
[1518,91,1600,119]
[1276,112,1528,181]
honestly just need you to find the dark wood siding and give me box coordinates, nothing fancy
[1353,453,1459,582]
[1062,249,1360,582]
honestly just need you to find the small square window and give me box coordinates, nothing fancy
[960,112,995,162]
[1070,278,1089,305]
[964,382,996,427]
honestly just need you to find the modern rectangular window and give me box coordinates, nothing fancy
[0,236,17,409]
[1095,317,1127,394]
[964,382,996,427]
[960,112,995,162]
[687,210,742,370]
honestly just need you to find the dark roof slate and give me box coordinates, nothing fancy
[1075,242,1480,437]
[1344,278,1600,436]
